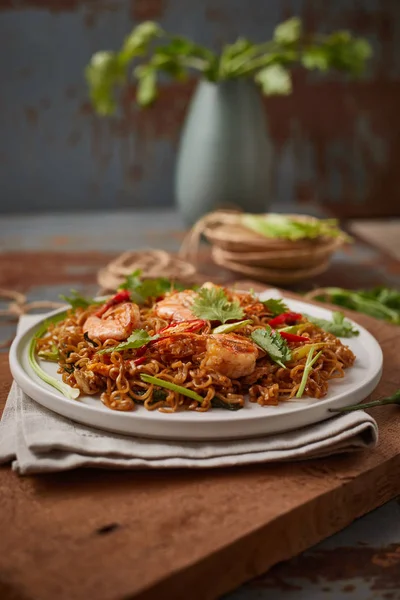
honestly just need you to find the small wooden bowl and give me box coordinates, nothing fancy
[212,251,331,284]
[212,237,341,270]
[181,211,345,284]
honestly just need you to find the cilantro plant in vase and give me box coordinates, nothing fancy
[86,18,371,225]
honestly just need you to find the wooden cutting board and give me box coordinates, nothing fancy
[0,283,400,600]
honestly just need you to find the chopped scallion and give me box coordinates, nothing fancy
[140,374,204,403]
[212,319,252,334]
[296,346,323,398]
[29,314,79,400]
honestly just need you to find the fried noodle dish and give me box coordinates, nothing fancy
[34,280,356,412]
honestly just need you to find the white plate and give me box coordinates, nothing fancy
[9,294,383,441]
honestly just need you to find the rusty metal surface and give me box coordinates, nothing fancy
[1,211,400,599]
[227,500,400,600]
[0,1,400,216]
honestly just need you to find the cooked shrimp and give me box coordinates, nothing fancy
[83,302,140,342]
[154,290,197,322]
[203,333,258,379]
[151,333,207,360]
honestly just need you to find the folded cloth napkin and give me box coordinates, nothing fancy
[0,314,379,475]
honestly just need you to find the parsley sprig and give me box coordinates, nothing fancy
[192,287,244,324]
[251,326,292,368]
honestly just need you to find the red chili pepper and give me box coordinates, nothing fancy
[95,289,131,317]
[158,319,206,335]
[268,312,302,328]
[132,356,147,366]
[279,331,309,343]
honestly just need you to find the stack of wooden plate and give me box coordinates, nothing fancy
[201,214,344,284]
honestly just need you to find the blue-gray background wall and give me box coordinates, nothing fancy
[1,0,399,216]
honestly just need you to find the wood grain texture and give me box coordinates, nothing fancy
[1,282,400,600]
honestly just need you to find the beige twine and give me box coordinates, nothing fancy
[0,289,65,348]
[179,210,242,261]
[97,249,199,292]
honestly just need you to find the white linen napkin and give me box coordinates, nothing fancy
[0,312,378,475]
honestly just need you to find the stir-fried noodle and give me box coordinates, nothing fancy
[35,284,355,413]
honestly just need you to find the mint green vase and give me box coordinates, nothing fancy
[175,79,272,225]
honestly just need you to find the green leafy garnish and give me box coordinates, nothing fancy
[86,18,371,113]
[330,389,400,413]
[211,396,243,411]
[37,343,59,362]
[212,319,252,334]
[192,287,244,324]
[251,326,292,368]
[311,287,400,325]
[60,290,100,310]
[140,374,204,403]
[305,311,359,337]
[29,313,80,399]
[120,269,183,304]
[296,346,323,398]
[97,329,159,354]
[261,298,289,316]
[242,214,350,242]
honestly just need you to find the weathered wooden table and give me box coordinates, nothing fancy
[1,210,400,600]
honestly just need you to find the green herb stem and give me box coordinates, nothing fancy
[212,319,252,334]
[29,314,80,400]
[296,347,323,398]
[223,42,276,76]
[329,390,400,413]
[37,345,59,362]
[86,18,371,112]
[140,374,204,403]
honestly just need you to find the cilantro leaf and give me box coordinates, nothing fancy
[120,270,181,304]
[192,287,244,324]
[251,326,292,368]
[261,298,289,316]
[60,290,100,310]
[97,329,159,354]
[305,311,359,337]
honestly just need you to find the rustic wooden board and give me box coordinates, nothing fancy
[1,283,400,600]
